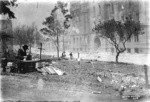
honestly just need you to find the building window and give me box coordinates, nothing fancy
[134,48,139,53]
[93,6,96,17]
[136,12,139,21]
[129,2,132,9]
[99,5,101,15]
[86,15,89,33]
[80,48,82,51]
[139,49,143,53]
[111,3,114,14]
[128,37,131,42]
[127,48,131,53]
[84,14,86,33]
[111,48,114,53]
[73,38,75,44]
[134,35,139,42]
[104,4,110,20]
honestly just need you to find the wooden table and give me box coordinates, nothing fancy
[17,59,52,73]
[19,60,40,73]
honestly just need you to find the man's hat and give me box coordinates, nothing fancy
[23,45,28,50]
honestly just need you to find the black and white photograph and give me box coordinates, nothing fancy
[0,0,150,101]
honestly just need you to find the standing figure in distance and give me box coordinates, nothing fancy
[70,52,73,60]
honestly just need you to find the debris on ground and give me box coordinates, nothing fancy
[96,70,147,100]
[121,86,145,100]
[35,62,66,75]
[92,91,102,94]
[5,62,13,73]
[97,76,102,82]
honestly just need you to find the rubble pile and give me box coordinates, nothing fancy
[97,70,147,100]
[112,73,146,100]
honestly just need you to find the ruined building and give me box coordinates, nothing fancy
[68,0,149,55]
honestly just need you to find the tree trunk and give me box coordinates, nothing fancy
[63,35,65,51]
[56,33,59,59]
[29,43,31,53]
[115,52,120,63]
[2,39,6,54]
[39,43,42,60]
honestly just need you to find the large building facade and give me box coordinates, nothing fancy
[68,0,149,55]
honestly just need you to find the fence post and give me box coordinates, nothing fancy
[144,65,149,88]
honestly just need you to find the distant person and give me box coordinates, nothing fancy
[77,56,81,65]
[78,52,80,59]
[17,45,29,60]
[70,52,73,59]
[77,52,80,65]
[22,45,29,56]
[62,51,66,58]
[26,49,32,60]
[64,51,66,58]
[61,51,63,58]
[17,45,29,73]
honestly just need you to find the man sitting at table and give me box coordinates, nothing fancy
[18,45,29,60]
[17,45,29,73]
[26,49,32,60]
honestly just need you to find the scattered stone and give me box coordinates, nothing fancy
[92,91,102,94]
[97,76,102,82]
[42,72,47,76]
[97,56,101,58]
[96,70,146,100]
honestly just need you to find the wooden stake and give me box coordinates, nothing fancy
[38,43,42,60]
[144,65,149,88]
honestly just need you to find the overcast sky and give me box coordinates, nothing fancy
[10,0,150,30]
[11,2,55,30]
[10,0,75,30]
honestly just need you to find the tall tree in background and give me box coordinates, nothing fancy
[25,24,36,51]
[93,17,141,63]
[41,1,72,59]
[13,24,38,52]
[13,26,28,47]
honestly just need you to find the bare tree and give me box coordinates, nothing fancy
[13,24,38,51]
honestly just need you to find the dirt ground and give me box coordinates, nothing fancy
[1,59,150,102]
